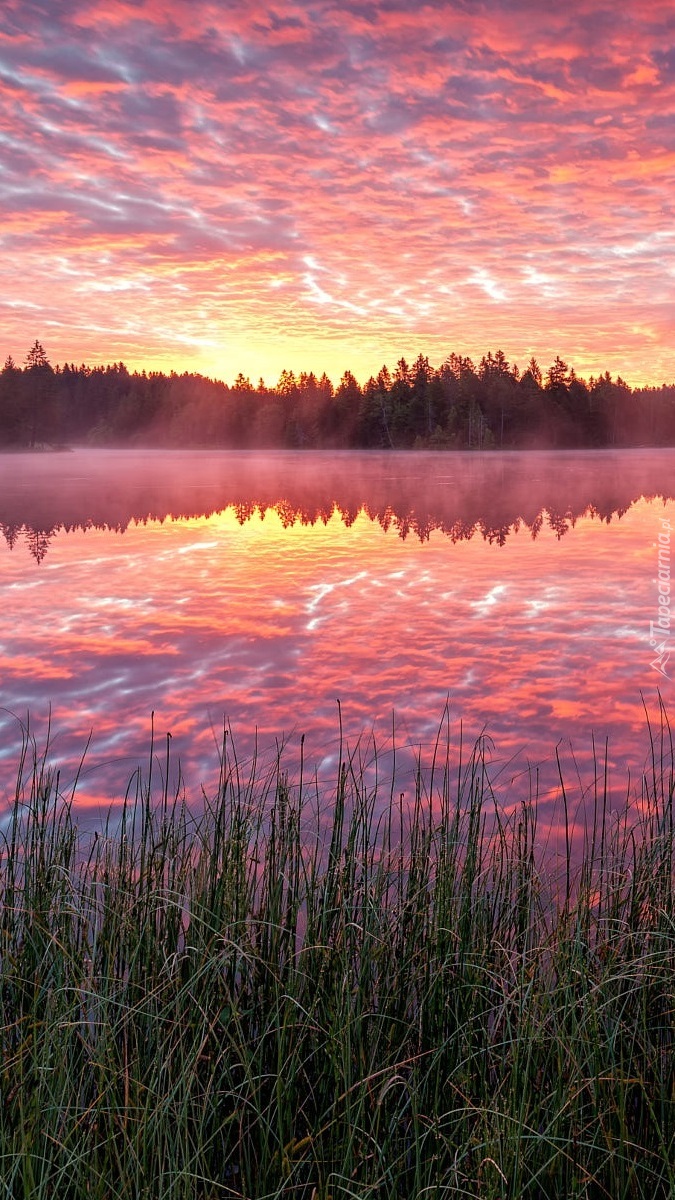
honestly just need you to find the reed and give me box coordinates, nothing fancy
[0,714,674,1198]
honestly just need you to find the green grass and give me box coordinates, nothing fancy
[1,712,675,1198]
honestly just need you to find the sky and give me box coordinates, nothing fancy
[1,0,674,387]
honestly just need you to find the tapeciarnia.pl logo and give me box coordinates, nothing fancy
[650,517,672,677]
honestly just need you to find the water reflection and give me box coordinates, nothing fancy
[1,447,674,561]
[0,449,673,838]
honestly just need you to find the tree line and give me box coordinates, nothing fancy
[2,340,674,449]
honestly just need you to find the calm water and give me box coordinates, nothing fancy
[0,448,673,827]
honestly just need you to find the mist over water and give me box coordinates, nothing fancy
[2,447,675,556]
[0,448,673,838]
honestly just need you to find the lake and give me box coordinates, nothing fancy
[0,448,673,836]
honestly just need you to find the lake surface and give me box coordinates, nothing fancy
[0,448,673,834]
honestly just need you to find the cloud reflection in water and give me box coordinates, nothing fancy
[0,449,672,840]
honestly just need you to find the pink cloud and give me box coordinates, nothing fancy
[0,0,673,384]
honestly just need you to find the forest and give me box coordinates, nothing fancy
[2,340,674,449]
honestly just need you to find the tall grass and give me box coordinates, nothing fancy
[1,714,674,1198]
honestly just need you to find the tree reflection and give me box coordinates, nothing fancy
[1,524,56,562]
[24,526,56,564]
[0,501,648,563]
[1,448,674,562]
[0,522,21,551]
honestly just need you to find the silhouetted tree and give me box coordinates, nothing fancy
[331,371,361,445]
[546,356,570,391]
[0,344,673,451]
[23,340,55,446]
[0,355,22,443]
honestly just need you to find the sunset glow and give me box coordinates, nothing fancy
[1,1,674,385]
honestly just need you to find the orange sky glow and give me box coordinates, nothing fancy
[1,0,674,386]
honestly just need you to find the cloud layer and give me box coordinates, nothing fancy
[1,0,674,383]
